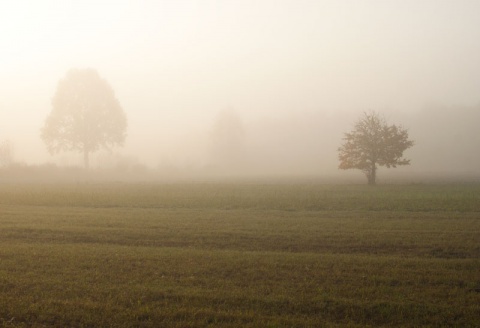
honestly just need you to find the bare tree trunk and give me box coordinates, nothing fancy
[365,162,377,185]
[369,164,377,185]
[84,149,89,169]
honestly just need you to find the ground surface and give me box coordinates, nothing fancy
[0,183,479,327]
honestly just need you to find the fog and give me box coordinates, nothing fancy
[1,1,480,181]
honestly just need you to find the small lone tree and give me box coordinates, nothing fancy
[209,109,246,169]
[0,140,14,168]
[41,68,127,168]
[338,112,414,185]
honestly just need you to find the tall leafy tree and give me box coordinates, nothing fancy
[41,69,127,168]
[338,112,414,185]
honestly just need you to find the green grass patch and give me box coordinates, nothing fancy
[0,183,479,327]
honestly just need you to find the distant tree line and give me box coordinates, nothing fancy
[35,68,415,185]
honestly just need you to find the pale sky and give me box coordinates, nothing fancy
[1,0,479,172]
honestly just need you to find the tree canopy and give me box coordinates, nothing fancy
[41,69,127,168]
[338,112,414,185]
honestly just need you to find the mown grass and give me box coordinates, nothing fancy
[0,183,479,327]
[1,183,480,211]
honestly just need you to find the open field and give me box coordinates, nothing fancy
[0,183,479,327]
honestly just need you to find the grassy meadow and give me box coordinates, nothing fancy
[0,182,479,327]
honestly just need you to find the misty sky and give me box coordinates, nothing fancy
[1,0,479,173]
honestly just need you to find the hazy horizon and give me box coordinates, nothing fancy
[1,1,479,177]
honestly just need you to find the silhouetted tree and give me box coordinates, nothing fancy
[209,109,245,169]
[338,112,414,185]
[0,140,14,167]
[41,69,127,168]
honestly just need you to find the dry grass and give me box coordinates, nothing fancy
[0,183,479,327]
